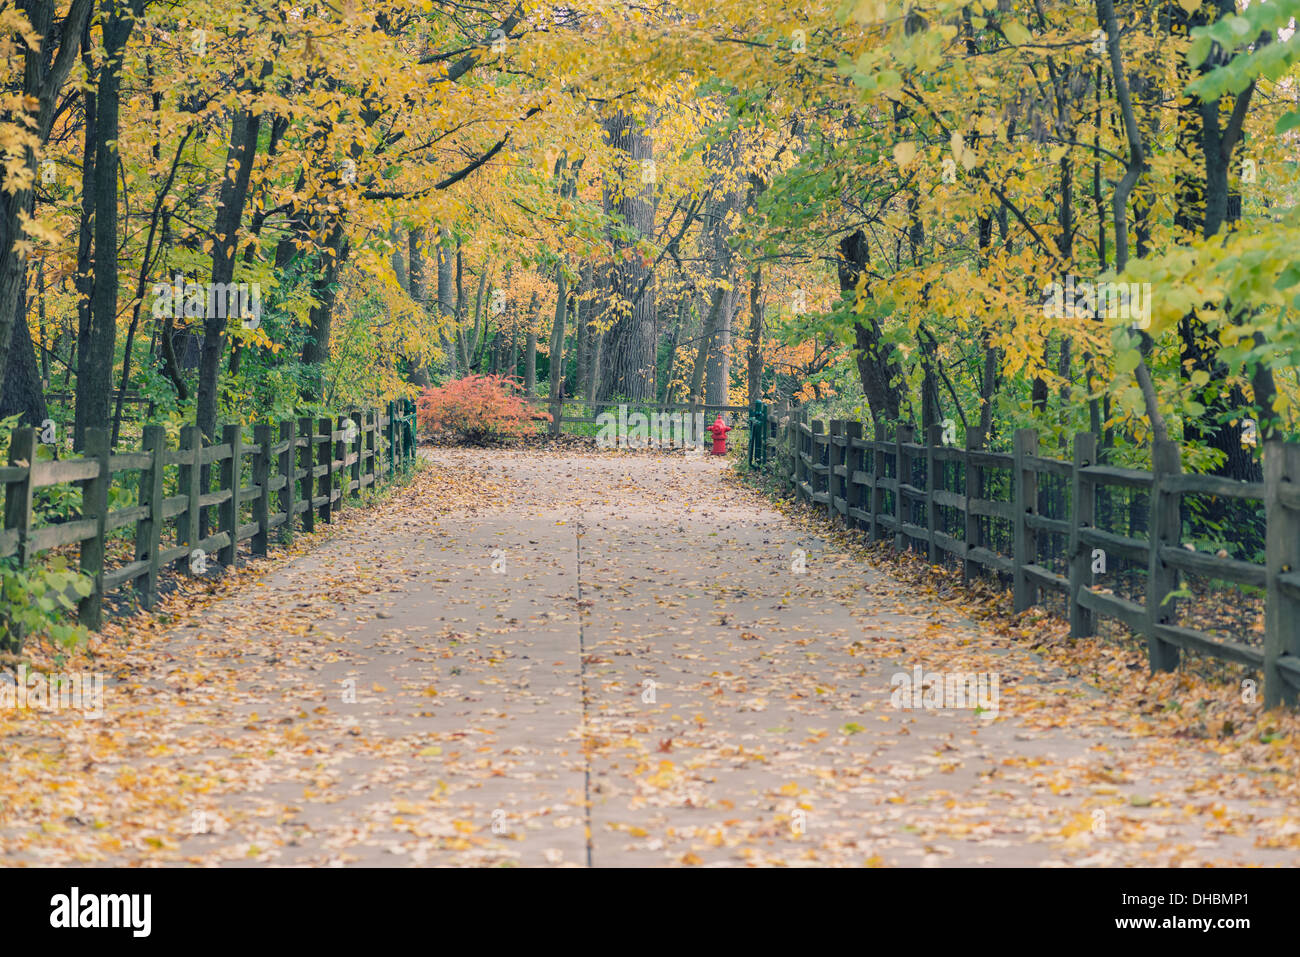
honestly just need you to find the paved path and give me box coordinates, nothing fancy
[4,449,1299,866]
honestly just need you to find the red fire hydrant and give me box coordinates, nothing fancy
[706,414,732,455]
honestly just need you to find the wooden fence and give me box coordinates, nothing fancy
[763,405,1300,708]
[522,396,746,429]
[2,402,417,638]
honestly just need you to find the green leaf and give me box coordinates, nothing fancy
[1002,19,1030,46]
[1187,35,1213,68]
[1276,112,1300,137]
[1277,263,1300,290]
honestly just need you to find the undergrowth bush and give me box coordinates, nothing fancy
[416,375,548,445]
[0,557,93,656]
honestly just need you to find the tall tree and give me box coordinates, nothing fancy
[0,0,92,407]
[597,109,656,402]
[76,0,139,449]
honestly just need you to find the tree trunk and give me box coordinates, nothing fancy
[197,107,262,437]
[408,228,431,387]
[662,296,686,403]
[596,111,656,402]
[705,281,733,405]
[525,330,537,394]
[840,229,902,431]
[588,258,609,405]
[746,265,763,405]
[1172,0,1261,487]
[0,276,49,427]
[467,265,487,370]
[437,229,456,376]
[299,222,348,399]
[77,5,133,449]
[690,164,741,404]
[689,285,725,404]
[36,260,49,384]
[522,289,540,394]
[0,0,91,401]
[976,345,998,447]
[392,227,409,293]
[547,267,568,435]
[574,263,591,398]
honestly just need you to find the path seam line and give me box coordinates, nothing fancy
[576,520,593,868]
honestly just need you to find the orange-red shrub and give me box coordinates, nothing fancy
[416,375,548,444]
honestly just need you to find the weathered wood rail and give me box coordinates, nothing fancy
[2,402,417,640]
[522,396,747,428]
[762,406,1300,708]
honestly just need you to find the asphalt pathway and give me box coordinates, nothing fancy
[3,448,1297,867]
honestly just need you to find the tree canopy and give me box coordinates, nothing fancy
[1,0,1297,481]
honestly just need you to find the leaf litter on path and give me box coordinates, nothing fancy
[2,448,1298,867]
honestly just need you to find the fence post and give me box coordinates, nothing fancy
[963,432,981,582]
[845,420,864,531]
[871,422,886,541]
[318,416,333,524]
[329,414,341,516]
[776,406,786,485]
[770,400,786,478]
[253,424,272,557]
[790,413,800,501]
[1264,439,1300,707]
[1013,428,1038,612]
[781,408,792,489]
[926,423,941,563]
[177,424,201,573]
[349,410,362,499]
[895,423,913,550]
[1069,431,1098,639]
[793,413,806,501]
[810,419,825,506]
[78,428,110,629]
[404,398,416,464]
[4,428,36,568]
[334,413,346,510]
[135,425,166,608]
[828,419,844,521]
[363,409,375,491]
[399,399,408,469]
[278,420,295,542]
[1,428,35,650]
[298,417,315,534]
[219,423,241,568]
[386,401,396,481]
[1146,438,1182,673]
[792,409,802,491]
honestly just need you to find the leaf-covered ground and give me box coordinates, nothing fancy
[3,449,1300,867]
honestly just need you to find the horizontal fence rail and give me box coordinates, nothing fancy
[761,404,1300,709]
[521,396,747,428]
[2,401,417,644]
